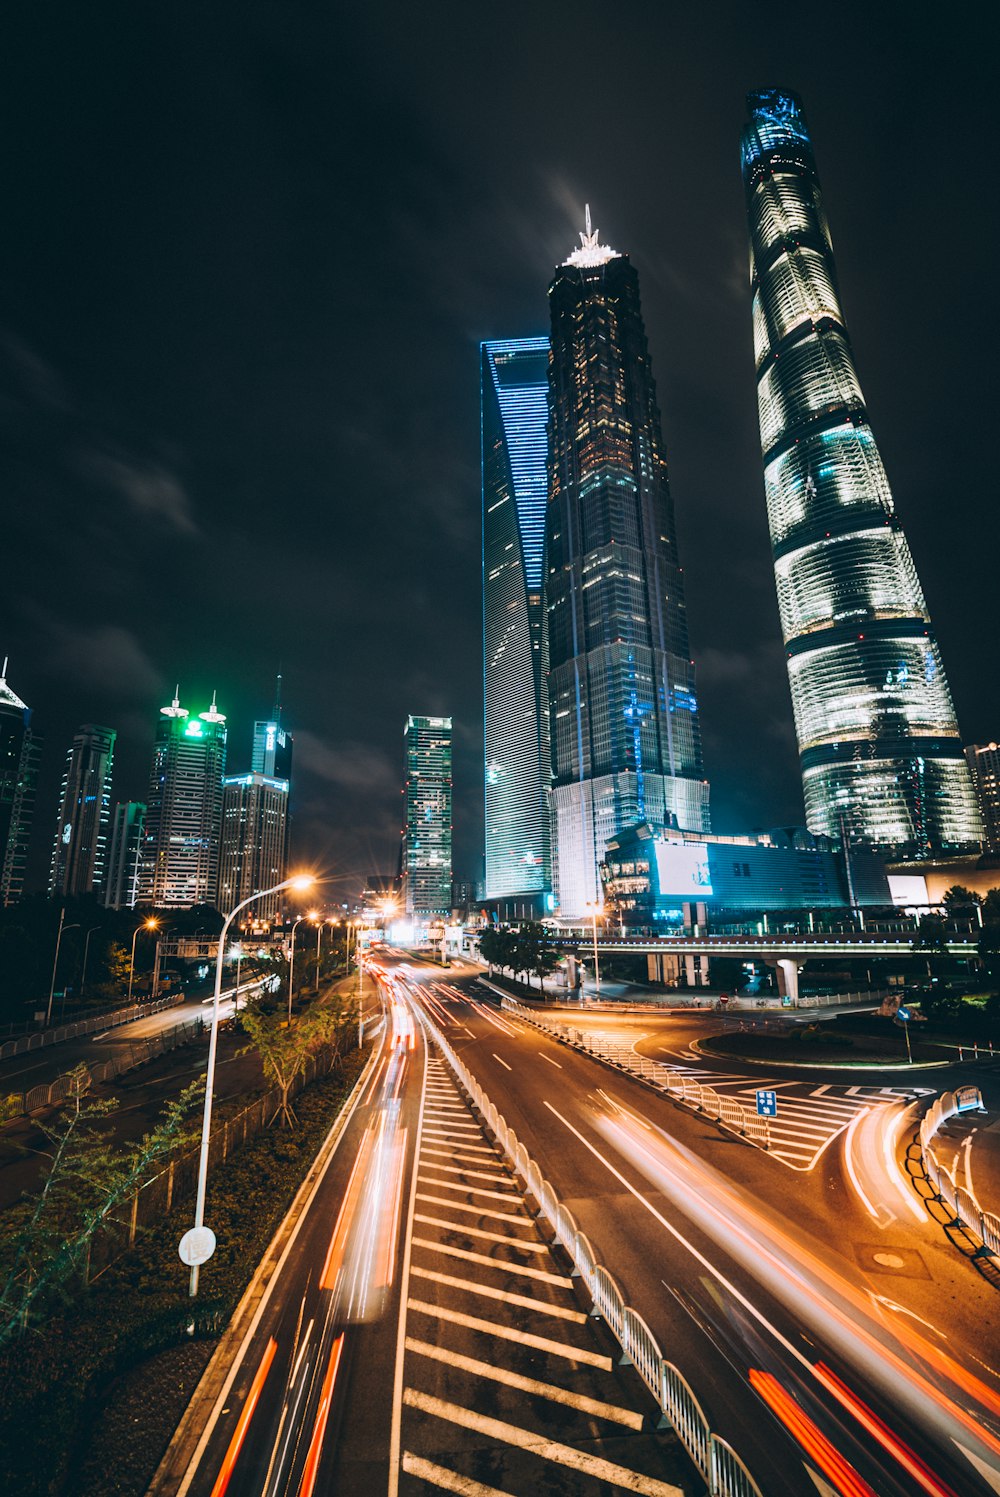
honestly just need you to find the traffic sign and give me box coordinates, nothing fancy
[897,1005,912,1022]
[956,1085,984,1113]
[178,1225,216,1268]
[756,1089,778,1118]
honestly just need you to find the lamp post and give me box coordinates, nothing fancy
[79,926,102,999]
[181,873,314,1297]
[288,912,311,1024]
[313,916,323,993]
[46,911,80,1026]
[127,919,159,1005]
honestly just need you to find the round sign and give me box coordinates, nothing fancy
[178,1225,217,1268]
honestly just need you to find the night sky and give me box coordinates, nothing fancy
[2,3,995,896]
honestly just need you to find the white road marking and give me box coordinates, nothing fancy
[411,1237,574,1286]
[415,1193,531,1226]
[405,1338,643,1427]
[402,1390,683,1496]
[421,1147,507,1171]
[402,1451,516,1495]
[492,1052,512,1071]
[419,1161,518,1185]
[406,1298,611,1366]
[539,1053,562,1069]
[409,1266,586,1321]
[413,1213,549,1251]
[417,1175,524,1204]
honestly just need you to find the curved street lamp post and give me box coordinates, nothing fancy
[181,873,314,1297]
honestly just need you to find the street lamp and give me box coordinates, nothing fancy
[46,911,80,1026]
[288,910,315,1024]
[312,913,324,993]
[181,872,314,1297]
[127,918,159,1005]
[79,926,102,998]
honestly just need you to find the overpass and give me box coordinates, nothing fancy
[549,931,979,1003]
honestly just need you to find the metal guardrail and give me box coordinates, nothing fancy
[500,997,773,1152]
[0,1017,205,1125]
[0,993,185,1062]
[917,1088,999,1261]
[416,1006,766,1497]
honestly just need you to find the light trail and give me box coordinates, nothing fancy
[549,1099,1000,1492]
[295,1334,344,1497]
[209,1337,278,1497]
[843,1099,924,1226]
[749,1367,879,1497]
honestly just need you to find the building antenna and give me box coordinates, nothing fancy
[274,670,283,726]
[1,656,7,681]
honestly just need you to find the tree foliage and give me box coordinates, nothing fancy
[0,1069,202,1346]
[479,922,558,990]
[240,991,353,1127]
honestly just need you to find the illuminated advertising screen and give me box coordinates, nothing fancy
[654,841,713,898]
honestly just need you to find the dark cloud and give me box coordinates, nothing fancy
[0,1,994,893]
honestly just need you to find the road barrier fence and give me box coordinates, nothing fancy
[0,993,185,1062]
[0,1016,207,1126]
[498,995,772,1152]
[917,1087,999,1260]
[416,1004,766,1497]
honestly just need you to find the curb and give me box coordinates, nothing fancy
[691,1037,952,1071]
[146,1030,383,1496]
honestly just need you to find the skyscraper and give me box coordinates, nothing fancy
[137,690,228,907]
[218,772,289,921]
[481,336,551,902]
[545,212,709,916]
[0,661,42,906]
[48,724,116,898]
[965,744,1000,856]
[403,715,452,918]
[741,89,981,858]
[104,801,146,909]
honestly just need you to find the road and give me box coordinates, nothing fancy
[159,960,687,1497]
[393,964,1000,1497]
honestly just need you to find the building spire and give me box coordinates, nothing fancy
[563,203,619,270]
[274,671,283,726]
[161,685,188,719]
[200,690,226,724]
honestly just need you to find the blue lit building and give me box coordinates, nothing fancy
[545,213,710,916]
[137,690,228,908]
[482,337,551,902]
[741,90,981,857]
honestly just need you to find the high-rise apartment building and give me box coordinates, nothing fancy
[104,801,146,909]
[545,212,709,916]
[218,772,289,921]
[741,89,980,857]
[0,662,42,906]
[482,337,551,902]
[965,744,1000,856]
[403,715,452,918]
[48,724,116,898]
[137,690,227,907]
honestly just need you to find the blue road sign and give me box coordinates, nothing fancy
[897,1006,911,1022]
[756,1089,778,1118]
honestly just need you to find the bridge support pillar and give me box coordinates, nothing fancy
[775,958,801,1006]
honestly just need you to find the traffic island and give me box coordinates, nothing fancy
[697,1025,951,1069]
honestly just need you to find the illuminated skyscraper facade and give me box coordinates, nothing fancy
[545,214,709,915]
[104,801,146,909]
[137,690,228,907]
[218,772,289,921]
[0,663,42,906]
[741,90,980,857]
[48,724,116,898]
[403,715,452,918]
[482,337,551,901]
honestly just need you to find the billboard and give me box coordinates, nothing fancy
[654,841,713,898]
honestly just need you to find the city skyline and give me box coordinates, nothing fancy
[0,8,994,894]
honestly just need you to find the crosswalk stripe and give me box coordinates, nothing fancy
[419,1139,497,1155]
[406,1299,610,1367]
[413,1213,549,1251]
[410,1266,587,1321]
[402,1390,683,1496]
[416,1193,532,1226]
[411,1237,573,1286]
[402,1451,515,1496]
[404,1338,644,1428]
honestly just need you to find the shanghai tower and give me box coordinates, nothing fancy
[741,90,980,857]
[546,212,709,916]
